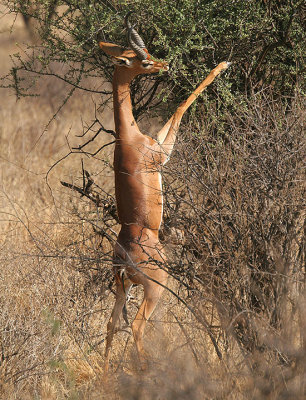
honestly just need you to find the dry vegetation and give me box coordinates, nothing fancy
[0,5,305,400]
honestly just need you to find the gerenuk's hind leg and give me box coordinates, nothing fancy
[104,278,132,372]
[131,281,165,369]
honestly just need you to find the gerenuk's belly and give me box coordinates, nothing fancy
[115,169,163,231]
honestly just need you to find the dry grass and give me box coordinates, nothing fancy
[0,4,305,400]
[0,8,192,399]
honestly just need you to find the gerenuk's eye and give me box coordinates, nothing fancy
[142,60,154,69]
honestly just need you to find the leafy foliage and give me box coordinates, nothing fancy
[1,0,304,116]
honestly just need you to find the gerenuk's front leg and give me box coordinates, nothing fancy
[157,62,231,163]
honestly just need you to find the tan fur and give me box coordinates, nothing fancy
[100,40,229,371]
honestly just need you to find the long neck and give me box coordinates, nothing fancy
[113,68,138,138]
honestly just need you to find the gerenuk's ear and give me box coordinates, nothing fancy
[99,42,125,57]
